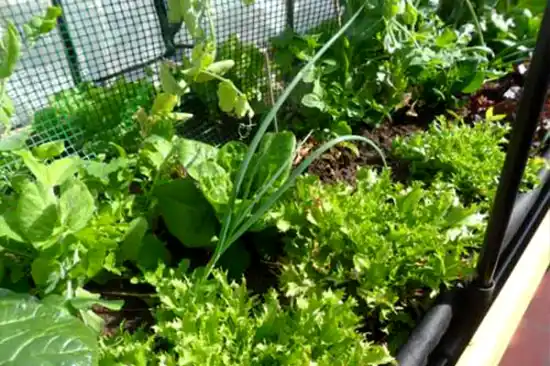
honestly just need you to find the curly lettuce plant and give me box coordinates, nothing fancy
[100,265,394,365]
[273,168,485,347]
[392,110,545,205]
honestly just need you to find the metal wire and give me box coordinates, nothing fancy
[0,0,338,170]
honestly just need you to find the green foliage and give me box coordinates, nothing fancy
[155,178,219,247]
[170,132,296,235]
[101,266,394,366]
[99,328,154,366]
[272,1,491,134]
[392,113,545,204]
[0,145,127,294]
[165,0,255,121]
[32,78,155,154]
[274,168,484,337]
[23,5,63,46]
[0,290,99,366]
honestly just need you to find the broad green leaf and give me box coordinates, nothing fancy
[16,180,59,245]
[141,135,174,170]
[435,28,457,48]
[0,128,28,152]
[197,161,234,210]
[249,132,296,192]
[194,60,236,82]
[0,105,10,128]
[32,140,65,160]
[1,92,14,116]
[160,62,187,96]
[217,141,248,177]
[167,0,184,23]
[0,21,21,79]
[155,178,218,247]
[60,178,95,233]
[0,213,25,242]
[137,234,171,270]
[333,121,352,136]
[461,71,485,93]
[31,257,62,294]
[0,293,98,365]
[190,42,215,71]
[235,94,253,118]
[45,157,79,187]
[217,80,238,113]
[17,150,48,185]
[301,93,326,111]
[151,93,179,114]
[119,217,148,262]
[69,297,124,312]
[0,92,15,128]
[177,138,219,180]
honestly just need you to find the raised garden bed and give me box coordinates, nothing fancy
[0,1,549,365]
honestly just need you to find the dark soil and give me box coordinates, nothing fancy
[85,278,155,337]
[306,123,420,185]
[307,61,550,185]
[461,62,550,152]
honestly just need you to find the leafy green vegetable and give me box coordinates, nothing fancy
[1,7,61,132]
[23,5,63,46]
[0,291,98,366]
[392,113,545,204]
[155,178,218,247]
[271,1,492,134]
[102,267,393,365]
[274,167,484,343]
[0,22,21,80]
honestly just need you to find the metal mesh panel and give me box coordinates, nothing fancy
[0,0,339,170]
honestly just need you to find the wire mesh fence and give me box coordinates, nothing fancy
[0,0,338,170]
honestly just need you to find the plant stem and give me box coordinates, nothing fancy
[464,0,486,47]
[262,49,278,132]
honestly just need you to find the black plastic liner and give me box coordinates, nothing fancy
[395,169,550,366]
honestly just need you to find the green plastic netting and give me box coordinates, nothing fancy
[0,0,337,172]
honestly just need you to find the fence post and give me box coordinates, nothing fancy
[52,0,82,85]
[152,0,182,57]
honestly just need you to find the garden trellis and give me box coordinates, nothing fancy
[1,0,334,131]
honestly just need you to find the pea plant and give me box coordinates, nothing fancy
[0,6,61,132]
[160,0,254,122]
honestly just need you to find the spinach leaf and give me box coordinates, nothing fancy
[155,178,218,247]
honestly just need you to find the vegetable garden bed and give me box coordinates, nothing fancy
[0,1,549,365]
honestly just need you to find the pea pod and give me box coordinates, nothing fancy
[0,22,21,79]
[184,60,236,83]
